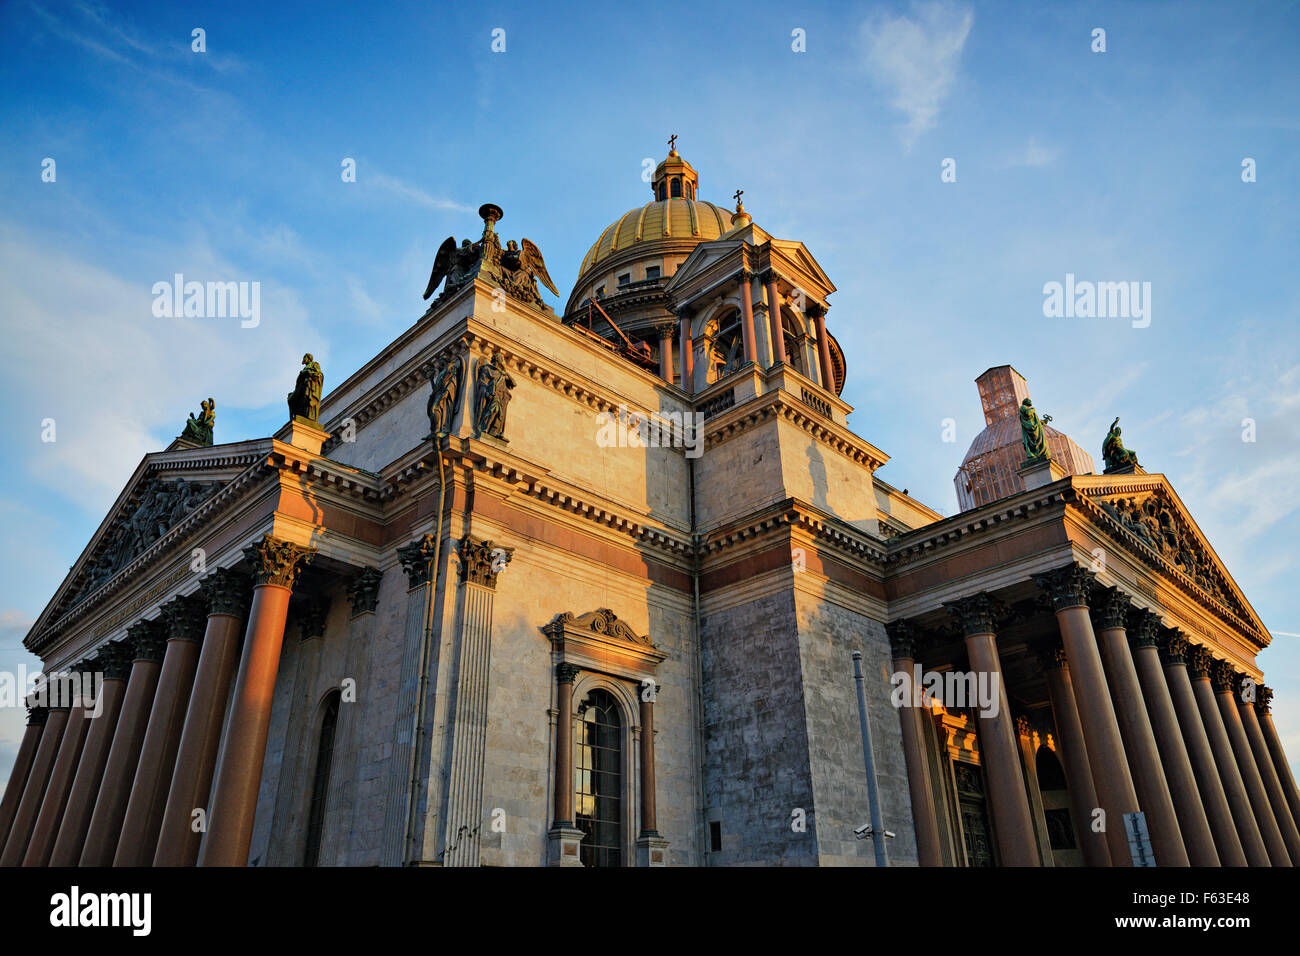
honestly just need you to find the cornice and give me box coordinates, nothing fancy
[701,498,888,568]
[886,486,1071,569]
[702,392,888,471]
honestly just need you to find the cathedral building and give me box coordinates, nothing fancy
[2,145,1297,867]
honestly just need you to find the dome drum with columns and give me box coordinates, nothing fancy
[564,143,846,395]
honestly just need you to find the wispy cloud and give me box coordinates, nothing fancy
[1005,137,1060,169]
[861,1,973,146]
[365,171,472,214]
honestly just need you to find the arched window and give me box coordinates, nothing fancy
[707,310,744,382]
[575,689,623,867]
[780,311,805,375]
[303,690,340,867]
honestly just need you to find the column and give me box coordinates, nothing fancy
[49,643,132,866]
[155,568,252,866]
[1211,660,1293,865]
[22,673,93,866]
[1238,683,1300,863]
[678,310,693,394]
[198,534,315,867]
[115,593,209,865]
[810,303,834,391]
[1125,610,1219,866]
[737,271,757,365]
[1033,565,1139,866]
[0,707,48,851]
[1,704,69,865]
[1256,687,1300,826]
[1160,630,1249,866]
[1036,637,1111,866]
[315,566,384,867]
[655,322,675,385]
[79,622,166,865]
[944,593,1039,865]
[1015,715,1055,865]
[1185,645,1271,865]
[635,680,669,867]
[442,535,511,867]
[548,663,583,866]
[764,272,788,366]
[1091,588,1188,865]
[885,621,942,866]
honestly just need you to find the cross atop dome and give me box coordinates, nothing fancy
[668,133,678,154]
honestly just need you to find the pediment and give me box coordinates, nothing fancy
[26,439,268,646]
[1075,474,1268,642]
[768,240,836,296]
[663,240,747,294]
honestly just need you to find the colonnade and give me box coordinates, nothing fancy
[891,562,1298,867]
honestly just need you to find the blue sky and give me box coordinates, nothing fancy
[1,0,1298,788]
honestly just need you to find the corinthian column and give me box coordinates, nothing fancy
[1159,630,1248,866]
[0,707,48,851]
[198,534,315,867]
[1091,588,1188,866]
[886,621,942,866]
[22,671,93,866]
[763,272,788,365]
[79,621,166,866]
[1125,611,1218,866]
[1237,682,1300,864]
[1256,687,1300,826]
[737,271,757,365]
[655,322,675,384]
[1034,565,1139,866]
[1036,637,1110,866]
[810,303,834,391]
[547,662,583,866]
[49,643,132,866]
[678,310,693,394]
[155,568,252,866]
[1,703,70,866]
[115,593,208,865]
[1186,646,1271,865]
[1210,660,1293,866]
[944,593,1039,865]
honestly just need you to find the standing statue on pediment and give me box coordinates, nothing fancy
[1019,398,1053,463]
[1102,417,1140,473]
[179,398,215,446]
[472,353,515,440]
[288,354,324,423]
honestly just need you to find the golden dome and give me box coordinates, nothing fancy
[577,197,732,276]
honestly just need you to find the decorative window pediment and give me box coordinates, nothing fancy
[545,608,665,679]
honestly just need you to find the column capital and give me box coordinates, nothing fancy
[1209,659,1239,695]
[242,534,315,589]
[1157,627,1189,666]
[1255,685,1273,714]
[1186,643,1214,679]
[759,268,779,285]
[1033,634,1068,671]
[295,596,330,642]
[346,566,384,616]
[95,640,135,681]
[885,619,918,660]
[456,534,512,589]
[398,533,439,587]
[943,593,1002,637]
[653,322,676,339]
[1033,563,1096,611]
[1015,714,1033,739]
[556,662,581,684]
[26,704,49,726]
[805,300,826,319]
[201,566,253,618]
[1090,585,1131,630]
[160,593,209,643]
[733,269,752,284]
[126,618,167,663]
[1126,607,1162,649]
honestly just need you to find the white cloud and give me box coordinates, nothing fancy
[0,224,320,515]
[1006,137,1060,168]
[862,1,973,146]
[365,171,472,214]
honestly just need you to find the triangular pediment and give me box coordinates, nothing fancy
[1074,473,1269,643]
[26,439,270,647]
[768,240,835,296]
[663,239,747,294]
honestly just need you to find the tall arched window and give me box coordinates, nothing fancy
[575,689,623,867]
[707,310,744,383]
[303,690,340,867]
